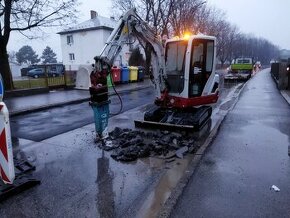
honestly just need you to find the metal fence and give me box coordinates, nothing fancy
[271,62,289,90]
[13,71,76,90]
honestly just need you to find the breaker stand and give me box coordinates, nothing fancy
[0,158,40,202]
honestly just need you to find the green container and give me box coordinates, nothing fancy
[107,74,113,87]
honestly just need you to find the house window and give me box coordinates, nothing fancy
[69,53,75,61]
[67,35,73,45]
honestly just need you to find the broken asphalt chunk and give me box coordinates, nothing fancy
[99,128,196,162]
[176,146,189,159]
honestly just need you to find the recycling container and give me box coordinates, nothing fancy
[91,100,110,139]
[111,66,121,84]
[129,66,138,82]
[137,66,145,81]
[121,66,130,83]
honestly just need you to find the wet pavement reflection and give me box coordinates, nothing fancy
[97,150,115,218]
[10,88,155,142]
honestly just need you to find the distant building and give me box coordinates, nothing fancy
[58,10,131,71]
[10,62,28,78]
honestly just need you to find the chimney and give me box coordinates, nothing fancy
[90,10,97,19]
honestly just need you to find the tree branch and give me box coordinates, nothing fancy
[3,0,12,45]
[10,4,65,31]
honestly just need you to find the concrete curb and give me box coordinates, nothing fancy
[157,82,247,218]
[280,90,290,106]
[10,85,151,117]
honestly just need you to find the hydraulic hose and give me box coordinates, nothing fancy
[109,72,123,116]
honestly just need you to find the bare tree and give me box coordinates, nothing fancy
[111,0,135,17]
[229,33,279,65]
[215,22,241,67]
[0,0,79,90]
[112,0,174,74]
[139,0,175,74]
[169,0,205,36]
[112,0,279,69]
[215,21,232,67]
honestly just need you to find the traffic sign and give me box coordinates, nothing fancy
[0,75,3,102]
[0,76,15,184]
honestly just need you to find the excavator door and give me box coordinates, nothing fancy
[189,37,216,98]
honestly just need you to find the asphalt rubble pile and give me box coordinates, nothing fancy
[95,127,199,162]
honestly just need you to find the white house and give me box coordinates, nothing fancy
[58,10,131,72]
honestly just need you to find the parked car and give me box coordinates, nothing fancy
[27,68,62,78]
[27,68,45,78]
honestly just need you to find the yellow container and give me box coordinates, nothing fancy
[129,66,138,82]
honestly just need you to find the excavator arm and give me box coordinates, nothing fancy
[95,8,166,98]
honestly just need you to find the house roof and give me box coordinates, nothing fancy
[58,15,117,35]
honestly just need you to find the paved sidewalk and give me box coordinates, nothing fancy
[171,69,290,217]
[4,79,152,116]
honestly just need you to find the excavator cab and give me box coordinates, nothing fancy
[137,36,219,131]
[161,36,219,108]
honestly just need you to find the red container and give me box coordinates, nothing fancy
[111,66,121,84]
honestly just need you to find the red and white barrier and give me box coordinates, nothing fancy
[0,102,15,184]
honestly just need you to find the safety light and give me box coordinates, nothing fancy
[287,67,290,71]
[183,33,191,40]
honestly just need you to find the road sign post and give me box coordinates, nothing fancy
[0,75,15,184]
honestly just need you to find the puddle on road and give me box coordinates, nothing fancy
[139,157,164,169]
[136,156,191,218]
[129,83,242,217]
[133,121,213,218]
[96,151,115,218]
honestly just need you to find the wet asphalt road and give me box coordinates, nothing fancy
[0,77,244,217]
[171,69,290,217]
[10,88,155,141]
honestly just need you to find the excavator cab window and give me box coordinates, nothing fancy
[165,40,187,94]
[189,39,214,97]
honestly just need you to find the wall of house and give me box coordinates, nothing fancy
[60,29,110,71]
[60,28,132,71]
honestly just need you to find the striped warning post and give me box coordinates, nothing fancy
[0,74,3,102]
[0,102,15,184]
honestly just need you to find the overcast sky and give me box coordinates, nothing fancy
[7,0,290,62]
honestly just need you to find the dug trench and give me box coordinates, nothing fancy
[95,82,245,163]
[96,127,204,162]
